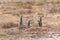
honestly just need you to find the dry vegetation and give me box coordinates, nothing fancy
[2,22,18,28]
[0,0,60,40]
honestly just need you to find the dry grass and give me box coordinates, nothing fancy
[0,1,60,39]
[2,22,18,28]
[35,2,46,6]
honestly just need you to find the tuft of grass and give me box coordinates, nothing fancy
[35,2,46,6]
[0,2,1,4]
[49,8,57,13]
[15,2,24,6]
[2,22,18,28]
[55,2,60,4]
[25,1,35,5]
